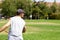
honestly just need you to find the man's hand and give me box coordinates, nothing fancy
[0,20,10,33]
[22,27,26,33]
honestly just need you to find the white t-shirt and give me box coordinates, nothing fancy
[9,16,25,37]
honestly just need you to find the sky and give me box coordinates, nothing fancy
[35,0,60,2]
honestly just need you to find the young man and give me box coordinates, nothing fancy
[0,9,26,40]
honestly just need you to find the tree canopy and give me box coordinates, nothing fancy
[1,0,60,19]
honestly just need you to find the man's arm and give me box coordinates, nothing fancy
[0,20,11,32]
[22,26,26,33]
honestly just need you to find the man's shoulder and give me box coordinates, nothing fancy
[21,18,25,21]
[11,16,16,19]
[21,19,25,24]
[10,16,16,20]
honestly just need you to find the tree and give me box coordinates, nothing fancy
[1,0,60,19]
[1,0,32,19]
[49,1,57,19]
[50,5,57,13]
[2,0,17,17]
[0,3,2,8]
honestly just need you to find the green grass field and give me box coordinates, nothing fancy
[0,19,60,40]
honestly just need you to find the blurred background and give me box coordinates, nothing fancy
[0,0,60,40]
[0,0,60,20]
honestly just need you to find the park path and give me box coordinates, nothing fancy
[26,22,60,25]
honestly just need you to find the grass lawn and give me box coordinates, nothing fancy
[0,19,60,40]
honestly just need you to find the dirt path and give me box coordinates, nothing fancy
[26,22,60,25]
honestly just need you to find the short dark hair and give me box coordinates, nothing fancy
[16,12,20,15]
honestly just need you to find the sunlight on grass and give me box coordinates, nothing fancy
[0,19,60,40]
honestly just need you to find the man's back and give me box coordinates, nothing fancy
[9,16,25,39]
[0,9,25,40]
